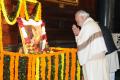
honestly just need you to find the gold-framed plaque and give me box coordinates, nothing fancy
[61,0,79,4]
[45,0,79,6]
[45,0,59,3]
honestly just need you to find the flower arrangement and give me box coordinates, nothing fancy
[1,0,41,25]
[17,17,49,54]
[1,0,22,25]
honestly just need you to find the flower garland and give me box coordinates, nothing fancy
[34,3,41,21]
[25,1,41,21]
[1,0,22,25]
[76,60,80,80]
[0,6,3,52]
[27,56,32,80]
[1,0,41,25]
[15,56,19,80]
[24,1,29,20]
[1,48,78,80]
[0,54,4,80]
[32,57,36,80]
[20,0,25,18]
[61,53,64,80]
[71,49,76,80]
[47,57,51,80]
[10,56,14,80]
[17,18,47,53]
[55,55,59,80]
[36,57,40,80]
[65,51,69,80]
[41,57,46,80]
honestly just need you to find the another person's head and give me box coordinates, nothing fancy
[75,10,90,27]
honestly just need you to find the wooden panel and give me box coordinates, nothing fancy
[2,19,19,47]
[41,0,96,47]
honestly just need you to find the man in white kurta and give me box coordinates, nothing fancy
[72,10,109,80]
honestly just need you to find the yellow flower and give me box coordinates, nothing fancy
[1,0,22,25]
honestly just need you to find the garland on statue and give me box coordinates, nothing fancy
[17,17,48,54]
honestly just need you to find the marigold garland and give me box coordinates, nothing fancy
[34,3,42,21]
[65,50,69,80]
[0,54,4,80]
[36,57,40,80]
[1,0,41,25]
[25,1,41,21]
[55,55,59,80]
[27,56,32,80]
[71,49,76,80]
[15,56,19,80]
[32,56,36,80]
[1,0,22,25]
[24,0,29,20]
[10,56,14,80]
[47,57,51,80]
[77,60,80,80]
[0,6,3,52]
[0,48,79,80]
[61,53,64,80]
[20,0,25,18]
[41,57,46,80]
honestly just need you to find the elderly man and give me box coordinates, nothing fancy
[72,10,109,80]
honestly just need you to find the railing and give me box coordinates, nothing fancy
[0,48,81,80]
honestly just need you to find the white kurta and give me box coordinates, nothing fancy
[106,50,119,80]
[106,51,119,72]
[75,17,109,80]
